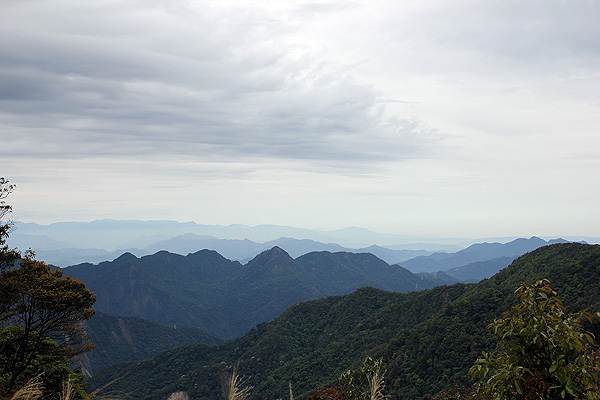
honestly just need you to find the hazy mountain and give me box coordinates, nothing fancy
[399,236,571,273]
[144,234,264,261]
[355,244,430,264]
[64,247,451,339]
[444,256,516,283]
[9,226,439,267]
[9,219,467,252]
[415,270,461,286]
[88,243,600,400]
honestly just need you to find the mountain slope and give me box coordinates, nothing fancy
[81,312,221,375]
[88,243,600,400]
[295,251,444,293]
[66,250,244,338]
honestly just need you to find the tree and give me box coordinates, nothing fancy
[469,279,600,400]
[0,257,97,390]
[0,178,96,399]
[0,178,18,271]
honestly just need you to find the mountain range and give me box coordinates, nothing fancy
[65,236,583,377]
[11,218,587,277]
[10,231,436,267]
[401,236,568,281]
[64,247,454,340]
[9,219,465,252]
[86,243,600,400]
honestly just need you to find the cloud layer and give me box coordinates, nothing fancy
[1,1,441,171]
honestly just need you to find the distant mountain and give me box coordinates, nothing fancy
[81,312,221,376]
[64,247,451,339]
[444,256,516,283]
[88,243,600,400]
[355,244,431,264]
[9,219,467,253]
[144,234,263,261]
[146,236,432,265]
[9,229,436,267]
[415,270,460,286]
[399,237,571,273]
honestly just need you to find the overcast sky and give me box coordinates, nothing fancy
[1,0,599,238]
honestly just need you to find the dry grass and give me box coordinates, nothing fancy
[60,377,73,400]
[166,392,190,400]
[225,366,252,400]
[7,374,125,400]
[10,375,43,400]
[367,369,385,400]
[87,370,130,400]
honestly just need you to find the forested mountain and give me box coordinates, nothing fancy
[81,313,221,376]
[88,243,600,400]
[65,247,450,339]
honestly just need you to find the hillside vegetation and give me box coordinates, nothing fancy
[81,312,221,375]
[88,243,600,400]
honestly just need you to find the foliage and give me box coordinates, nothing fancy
[469,279,600,400]
[308,385,350,400]
[0,179,95,399]
[340,356,386,400]
[0,178,18,272]
[308,356,386,400]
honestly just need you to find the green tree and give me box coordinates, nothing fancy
[0,256,97,391]
[0,178,18,272]
[469,279,600,400]
[0,178,96,399]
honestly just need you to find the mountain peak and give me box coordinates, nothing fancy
[114,252,138,262]
[242,246,300,278]
[247,246,293,264]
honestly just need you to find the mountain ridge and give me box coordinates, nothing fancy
[64,247,452,339]
[399,236,574,273]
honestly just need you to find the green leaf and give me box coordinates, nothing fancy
[514,379,523,394]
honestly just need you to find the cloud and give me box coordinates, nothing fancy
[0,0,438,175]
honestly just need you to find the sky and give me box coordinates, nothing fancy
[1,0,599,239]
